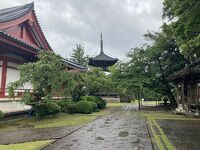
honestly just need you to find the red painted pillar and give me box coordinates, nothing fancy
[0,59,7,97]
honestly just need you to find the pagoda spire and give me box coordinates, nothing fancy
[100,33,104,54]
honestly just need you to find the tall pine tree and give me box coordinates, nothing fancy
[70,44,88,67]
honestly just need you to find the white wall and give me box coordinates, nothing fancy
[6,61,32,90]
[6,67,20,87]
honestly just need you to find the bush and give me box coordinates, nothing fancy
[67,103,78,114]
[89,101,98,111]
[34,102,61,118]
[95,96,106,109]
[21,91,33,105]
[77,101,93,114]
[55,99,71,113]
[81,96,106,109]
[0,110,4,120]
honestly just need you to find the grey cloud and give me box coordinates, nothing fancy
[0,0,163,60]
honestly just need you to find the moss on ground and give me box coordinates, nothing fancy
[0,103,126,131]
[141,111,200,150]
[0,140,52,150]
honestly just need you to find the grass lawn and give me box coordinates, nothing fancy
[0,103,126,131]
[140,111,199,150]
[0,140,52,150]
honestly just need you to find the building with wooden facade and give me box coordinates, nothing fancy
[169,62,200,115]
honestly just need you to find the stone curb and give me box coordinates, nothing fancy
[146,120,158,150]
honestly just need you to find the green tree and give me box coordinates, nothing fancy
[9,51,74,117]
[85,68,114,95]
[163,0,200,61]
[70,44,88,66]
[112,26,186,105]
[70,72,86,101]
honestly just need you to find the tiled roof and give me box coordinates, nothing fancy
[168,65,200,80]
[0,3,34,23]
[0,29,39,52]
[0,3,86,71]
[88,52,118,67]
[62,58,87,71]
[91,52,118,61]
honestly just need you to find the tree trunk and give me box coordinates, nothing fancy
[157,57,176,106]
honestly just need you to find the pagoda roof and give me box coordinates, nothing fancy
[91,52,118,61]
[0,3,34,23]
[88,52,118,68]
[88,33,118,68]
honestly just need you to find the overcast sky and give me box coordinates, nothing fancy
[0,0,164,60]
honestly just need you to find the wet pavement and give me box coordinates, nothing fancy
[0,126,81,144]
[157,119,200,150]
[43,104,153,150]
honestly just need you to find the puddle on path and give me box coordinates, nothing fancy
[119,131,129,137]
[96,136,105,140]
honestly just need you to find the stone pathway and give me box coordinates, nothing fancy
[43,104,153,150]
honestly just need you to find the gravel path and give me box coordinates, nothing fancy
[43,104,153,150]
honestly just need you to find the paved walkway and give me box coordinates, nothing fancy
[43,104,153,150]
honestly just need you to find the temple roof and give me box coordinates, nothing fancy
[0,3,52,51]
[0,3,86,72]
[88,33,118,69]
[91,52,118,61]
[0,3,34,23]
[168,63,200,81]
[0,29,39,52]
[62,58,87,71]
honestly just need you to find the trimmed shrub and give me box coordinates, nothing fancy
[77,101,93,114]
[0,110,4,120]
[34,102,61,118]
[67,103,78,114]
[90,101,98,111]
[55,100,69,113]
[81,96,106,109]
[95,96,106,109]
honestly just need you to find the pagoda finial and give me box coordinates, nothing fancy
[100,33,104,54]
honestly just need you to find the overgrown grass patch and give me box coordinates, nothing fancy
[0,103,125,131]
[141,111,200,150]
[140,111,199,120]
[106,102,127,107]
[0,140,52,150]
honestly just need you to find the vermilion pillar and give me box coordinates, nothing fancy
[0,59,7,97]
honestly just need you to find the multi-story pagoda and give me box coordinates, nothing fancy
[88,33,118,71]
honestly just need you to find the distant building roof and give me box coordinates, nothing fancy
[88,33,118,70]
[168,64,200,81]
[62,58,87,72]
